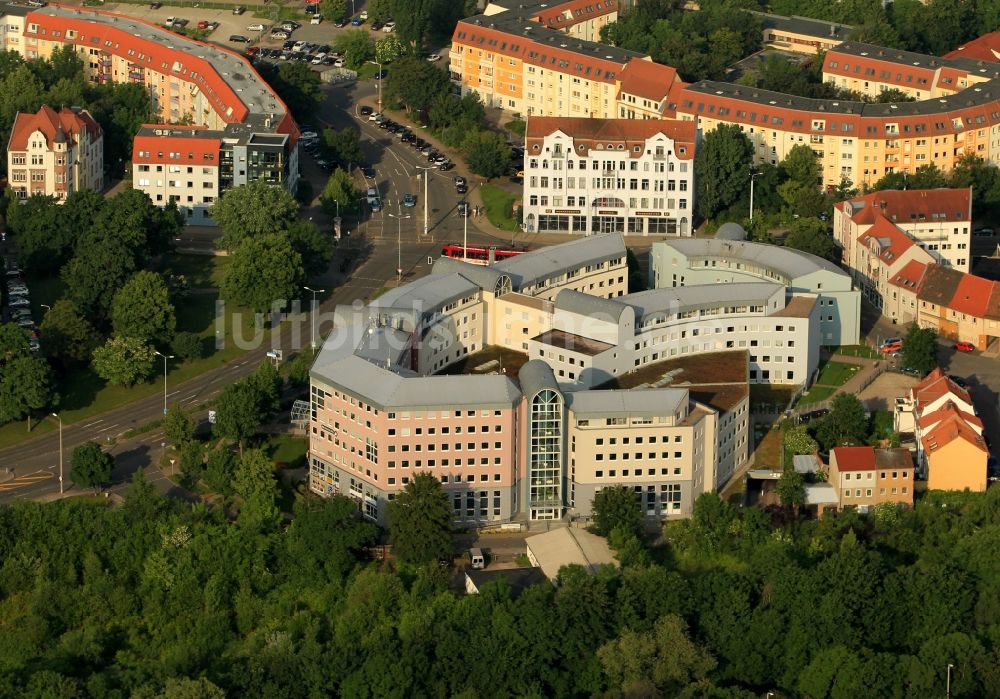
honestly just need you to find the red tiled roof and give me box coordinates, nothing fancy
[842,188,972,226]
[526,117,696,159]
[618,59,682,104]
[944,32,1000,62]
[913,370,972,410]
[949,273,996,317]
[132,127,220,165]
[917,264,964,308]
[858,215,916,263]
[888,259,927,291]
[832,446,876,471]
[921,413,987,454]
[918,401,982,432]
[7,105,101,152]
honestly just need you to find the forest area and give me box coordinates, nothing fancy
[1,478,999,698]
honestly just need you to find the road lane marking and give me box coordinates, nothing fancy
[97,423,119,433]
[167,390,181,397]
[0,471,54,492]
[82,420,104,428]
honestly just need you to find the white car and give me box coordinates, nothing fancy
[310,14,322,24]
[426,53,441,62]
[165,16,175,25]
[300,130,319,140]
[359,9,368,19]
[247,23,265,31]
[292,40,306,52]
[311,53,326,64]
[382,21,395,32]
[334,57,345,67]
[9,297,30,307]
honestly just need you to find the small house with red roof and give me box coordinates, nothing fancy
[6,105,103,201]
[828,446,914,510]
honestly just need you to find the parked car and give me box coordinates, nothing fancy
[954,341,976,352]
[172,18,189,27]
[359,9,368,18]
[15,317,34,328]
[881,342,903,354]
[949,374,969,388]
[798,408,829,424]
[383,21,396,32]
[457,201,469,217]
[880,337,901,348]
[453,175,466,187]
[8,297,30,308]
[247,23,266,32]
[197,20,210,29]
[426,53,440,62]
[150,2,162,8]
[371,21,383,31]
[300,130,319,140]
[351,17,364,25]
[438,161,454,171]
[229,34,249,43]
[334,18,347,27]
[310,14,322,24]
[456,183,468,194]
[246,46,260,56]
[360,105,373,116]
[403,193,416,208]
[232,5,245,14]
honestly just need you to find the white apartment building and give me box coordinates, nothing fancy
[6,105,103,200]
[523,117,697,236]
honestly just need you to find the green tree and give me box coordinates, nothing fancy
[274,60,323,119]
[0,355,54,425]
[784,423,819,455]
[6,194,66,274]
[815,393,868,450]
[91,336,156,387]
[210,180,299,252]
[233,448,281,531]
[204,447,237,494]
[776,468,806,510]
[38,299,100,368]
[221,234,305,314]
[375,34,407,64]
[319,0,348,22]
[384,56,451,114]
[111,271,176,345]
[246,359,282,420]
[61,236,136,324]
[598,614,716,696]
[163,404,195,446]
[902,323,937,374]
[696,124,754,220]
[387,471,453,564]
[334,29,376,69]
[592,484,644,538]
[70,441,115,491]
[463,130,511,179]
[170,331,205,361]
[287,220,333,278]
[322,127,364,169]
[321,167,361,216]
[213,382,265,452]
[784,217,837,261]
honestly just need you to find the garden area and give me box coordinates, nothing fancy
[480,184,520,232]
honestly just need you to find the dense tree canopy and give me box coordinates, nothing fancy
[903,323,938,374]
[387,472,453,565]
[210,180,300,253]
[696,124,754,220]
[111,271,176,346]
[220,233,305,313]
[91,335,156,387]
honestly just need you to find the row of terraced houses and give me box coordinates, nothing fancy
[453,1,1000,193]
[1,3,298,220]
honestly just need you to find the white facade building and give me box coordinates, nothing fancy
[523,117,697,236]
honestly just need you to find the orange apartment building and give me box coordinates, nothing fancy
[6,105,103,200]
[828,446,915,511]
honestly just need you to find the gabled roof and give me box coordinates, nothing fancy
[617,59,683,105]
[7,105,101,152]
[949,273,996,317]
[874,448,914,470]
[945,32,1000,62]
[918,402,982,432]
[526,117,696,159]
[917,264,965,308]
[912,369,972,409]
[888,260,927,292]
[841,188,972,226]
[922,413,988,454]
[858,215,916,263]
[832,446,876,471]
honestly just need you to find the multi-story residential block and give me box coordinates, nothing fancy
[650,236,861,345]
[523,117,696,236]
[894,368,988,491]
[6,105,103,200]
[755,12,852,55]
[828,446,915,511]
[833,188,972,272]
[0,4,298,222]
[307,235,802,524]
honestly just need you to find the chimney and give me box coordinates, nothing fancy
[830,24,836,37]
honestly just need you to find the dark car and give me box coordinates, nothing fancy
[229,34,249,43]
[456,183,468,194]
[334,18,348,27]
[798,408,830,424]
[150,1,162,7]
[371,21,383,30]
[457,200,469,217]
[438,161,454,171]
[360,105,373,116]
[361,164,375,178]
[283,39,296,49]
[374,69,388,79]
[948,374,968,388]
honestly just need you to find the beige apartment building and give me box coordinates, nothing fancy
[828,446,915,511]
[7,105,103,200]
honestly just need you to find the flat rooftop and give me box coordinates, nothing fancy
[533,329,614,356]
[434,345,531,378]
[771,295,818,318]
[688,384,750,413]
[498,292,553,313]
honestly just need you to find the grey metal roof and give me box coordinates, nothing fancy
[565,388,687,418]
[752,11,853,40]
[804,483,839,506]
[495,233,626,289]
[371,273,480,317]
[656,238,847,279]
[518,359,560,398]
[623,283,783,322]
[432,256,511,292]
[312,354,522,410]
[716,222,748,241]
[555,288,629,322]
[793,453,822,474]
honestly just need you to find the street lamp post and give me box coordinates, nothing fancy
[946,663,954,699]
[51,413,63,494]
[749,167,761,222]
[40,303,51,312]
[463,199,469,261]
[154,351,174,416]
[416,165,434,239]
[303,286,326,349]
[367,60,383,112]
[388,210,411,281]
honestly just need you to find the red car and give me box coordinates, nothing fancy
[197,20,209,29]
[245,46,260,56]
[881,342,903,354]
[954,341,976,352]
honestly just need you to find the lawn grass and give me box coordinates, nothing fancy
[0,256,262,450]
[160,254,228,289]
[834,344,880,359]
[815,360,860,387]
[480,184,519,232]
[797,385,836,406]
[753,427,784,470]
[268,434,308,468]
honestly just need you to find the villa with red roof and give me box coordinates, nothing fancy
[828,446,914,510]
[6,105,103,201]
[894,368,988,492]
